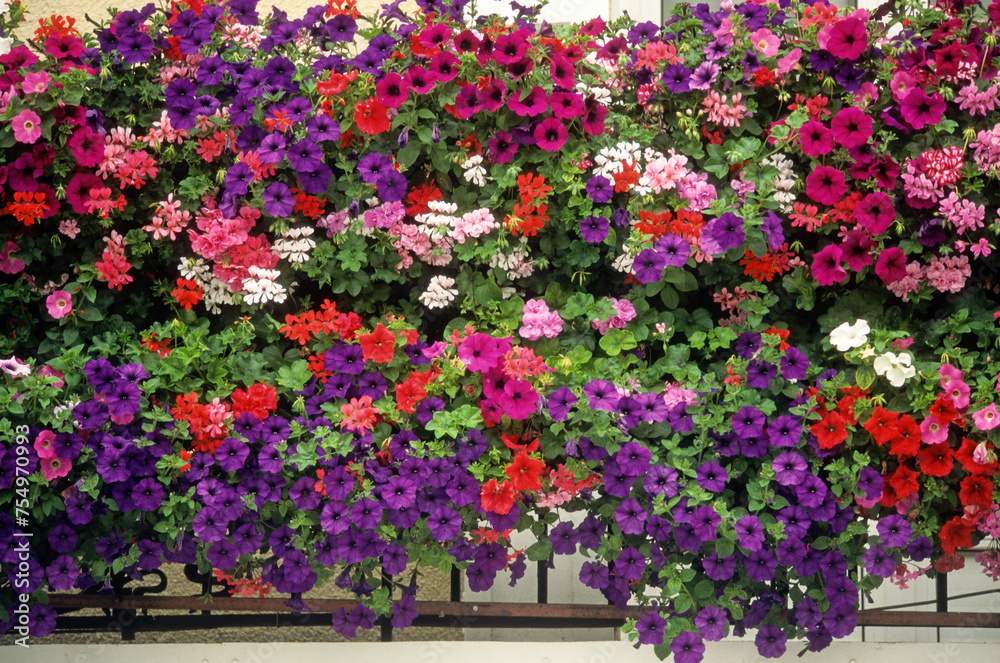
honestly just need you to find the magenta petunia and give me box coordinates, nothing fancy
[534,117,567,151]
[823,16,867,60]
[805,165,847,205]
[508,86,548,117]
[811,244,847,286]
[854,191,896,234]
[798,120,834,156]
[830,106,872,149]
[874,247,908,284]
[375,73,410,109]
[899,88,946,130]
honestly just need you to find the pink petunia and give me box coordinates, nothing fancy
[973,403,1000,431]
[34,430,57,459]
[822,16,867,60]
[811,244,847,286]
[22,71,51,94]
[798,120,834,156]
[805,165,847,205]
[854,192,896,234]
[0,241,25,274]
[874,247,909,285]
[899,89,946,130]
[830,106,873,149]
[11,109,42,144]
[750,28,780,58]
[41,456,72,482]
[46,290,73,319]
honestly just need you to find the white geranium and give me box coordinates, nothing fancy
[419,275,458,309]
[829,320,870,352]
[873,352,916,387]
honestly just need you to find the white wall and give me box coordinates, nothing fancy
[5,641,1000,663]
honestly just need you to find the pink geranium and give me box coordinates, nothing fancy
[11,109,42,143]
[46,290,73,319]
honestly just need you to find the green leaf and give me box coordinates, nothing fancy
[277,360,312,391]
[525,538,552,562]
[855,365,876,390]
[600,329,637,356]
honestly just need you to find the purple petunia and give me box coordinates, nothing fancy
[772,450,808,486]
[746,359,777,389]
[132,477,164,511]
[877,514,913,548]
[584,379,619,411]
[655,234,691,267]
[614,498,646,535]
[547,386,577,422]
[586,175,614,203]
[702,212,745,253]
[670,631,705,663]
[695,605,728,641]
[696,461,727,493]
[579,215,610,243]
[550,521,580,555]
[632,248,667,284]
[636,610,667,645]
[263,182,295,217]
[755,623,788,658]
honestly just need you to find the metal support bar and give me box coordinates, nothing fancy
[46,594,1000,630]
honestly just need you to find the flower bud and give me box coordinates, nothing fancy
[431,124,441,143]
[398,127,409,150]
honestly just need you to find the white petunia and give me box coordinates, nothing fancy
[873,352,916,387]
[829,320,870,352]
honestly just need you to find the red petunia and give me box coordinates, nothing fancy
[811,410,848,449]
[939,516,974,556]
[918,442,954,477]
[480,478,515,515]
[505,450,544,492]
[359,323,396,364]
[929,395,958,426]
[888,464,920,501]
[955,438,998,476]
[394,377,426,414]
[864,406,899,445]
[890,414,922,457]
[959,474,993,509]
[354,97,391,135]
